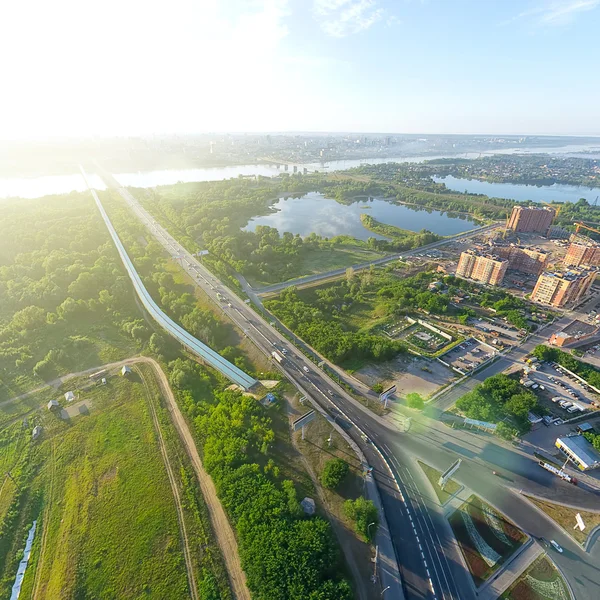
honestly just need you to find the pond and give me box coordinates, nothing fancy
[433,175,599,205]
[242,192,477,241]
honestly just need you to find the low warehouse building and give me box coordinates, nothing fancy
[556,435,600,471]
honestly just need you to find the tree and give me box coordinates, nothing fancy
[345,267,355,283]
[343,497,379,542]
[406,392,424,410]
[11,306,47,331]
[321,458,349,489]
[496,422,518,440]
[372,383,384,394]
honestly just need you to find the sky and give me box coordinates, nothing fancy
[1,0,599,138]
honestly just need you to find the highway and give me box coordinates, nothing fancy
[98,170,600,600]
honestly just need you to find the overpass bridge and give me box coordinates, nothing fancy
[80,166,257,390]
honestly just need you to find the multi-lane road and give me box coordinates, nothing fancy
[98,170,600,600]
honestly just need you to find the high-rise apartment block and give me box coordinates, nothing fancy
[456,250,508,285]
[564,241,600,268]
[494,245,548,275]
[507,206,555,235]
[531,269,596,307]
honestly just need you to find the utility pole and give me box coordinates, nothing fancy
[371,545,379,584]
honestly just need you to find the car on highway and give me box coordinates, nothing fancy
[550,540,563,553]
[303,366,310,373]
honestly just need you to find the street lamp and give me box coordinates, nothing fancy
[367,522,376,540]
[381,586,390,596]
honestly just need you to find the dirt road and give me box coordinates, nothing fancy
[136,365,199,600]
[141,357,251,600]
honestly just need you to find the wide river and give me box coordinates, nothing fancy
[243,193,476,241]
[2,142,600,200]
[433,175,599,204]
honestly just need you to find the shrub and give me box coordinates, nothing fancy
[343,497,379,541]
[406,392,425,410]
[321,458,349,489]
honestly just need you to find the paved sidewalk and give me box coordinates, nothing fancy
[477,540,543,600]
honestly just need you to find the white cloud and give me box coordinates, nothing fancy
[314,0,384,37]
[510,0,599,26]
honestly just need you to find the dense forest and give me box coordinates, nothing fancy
[0,193,145,399]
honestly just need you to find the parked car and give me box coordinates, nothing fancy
[550,540,563,553]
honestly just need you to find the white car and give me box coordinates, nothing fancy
[303,366,310,373]
[550,540,563,553]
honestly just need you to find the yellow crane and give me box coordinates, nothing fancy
[575,221,600,236]
[541,201,560,216]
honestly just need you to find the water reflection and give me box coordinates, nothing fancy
[243,193,476,240]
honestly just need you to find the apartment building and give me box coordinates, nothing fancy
[531,269,596,307]
[564,241,600,267]
[494,244,548,275]
[507,206,555,235]
[456,250,508,285]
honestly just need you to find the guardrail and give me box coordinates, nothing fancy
[80,166,257,390]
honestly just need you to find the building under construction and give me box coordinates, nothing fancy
[507,206,555,236]
[565,240,600,267]
[493,244,548,276]
[456,250,508,285]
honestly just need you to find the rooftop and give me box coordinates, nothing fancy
[557,435,600,468]
[540,268,597,282]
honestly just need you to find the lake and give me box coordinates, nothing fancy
[433,175,599,204]
[242,193,476,241]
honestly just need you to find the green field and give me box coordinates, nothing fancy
[247,245,385,288]
[0,373,192,600]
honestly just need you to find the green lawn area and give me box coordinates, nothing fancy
[2,374,191,600]
[417,461,460,505]
[525,495,600,546]
[448,495,527,587]
[298,246,385,275]
[502,555,570,600]
[248,245,385,287]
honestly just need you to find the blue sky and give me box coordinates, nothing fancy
[1,0,599,138]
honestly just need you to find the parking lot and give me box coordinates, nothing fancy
[440,338,497,373]
[522,361,600,422]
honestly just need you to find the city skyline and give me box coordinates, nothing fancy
[1,0,600,139]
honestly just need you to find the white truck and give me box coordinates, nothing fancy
[271,351,283,364]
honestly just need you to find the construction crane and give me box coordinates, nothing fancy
[541,201,560,216]
[575,221,600,236]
